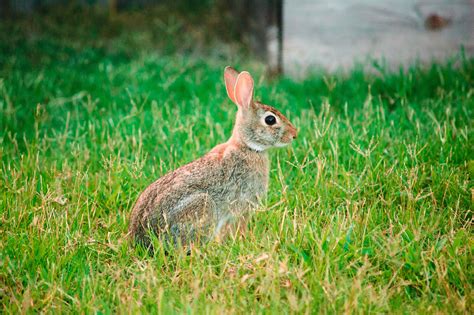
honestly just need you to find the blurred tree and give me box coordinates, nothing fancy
[0,0,11,17]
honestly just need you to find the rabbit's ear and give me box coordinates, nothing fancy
[224,66,239,104]
[234,71,254,110]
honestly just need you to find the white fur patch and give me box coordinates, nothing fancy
[246,140,267,152]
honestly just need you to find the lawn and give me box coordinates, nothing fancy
[1,7,473,314]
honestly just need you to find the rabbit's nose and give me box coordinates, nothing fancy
[292,129,298,139]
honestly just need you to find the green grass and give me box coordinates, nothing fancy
[1,8,473,314]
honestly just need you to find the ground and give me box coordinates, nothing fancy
[1,7,473,314]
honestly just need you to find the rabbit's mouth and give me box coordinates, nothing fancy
[278,132,297,146]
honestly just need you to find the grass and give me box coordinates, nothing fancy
[1,7,473,314]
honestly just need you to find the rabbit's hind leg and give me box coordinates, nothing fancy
[168,193,217,245]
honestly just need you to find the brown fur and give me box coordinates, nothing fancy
[129,67,297,250]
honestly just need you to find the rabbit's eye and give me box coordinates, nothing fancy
[265,115,277,126]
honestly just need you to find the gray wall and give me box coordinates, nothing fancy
[280,0,474,75]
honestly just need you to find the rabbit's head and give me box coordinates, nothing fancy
[224,67,297,152]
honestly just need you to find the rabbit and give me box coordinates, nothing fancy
[129,66,297,250]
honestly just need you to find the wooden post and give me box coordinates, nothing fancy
[276,0,283,74]
[213,0,284,74]
[109,0,117,18]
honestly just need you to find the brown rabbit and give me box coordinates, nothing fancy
[129,67,297,250]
